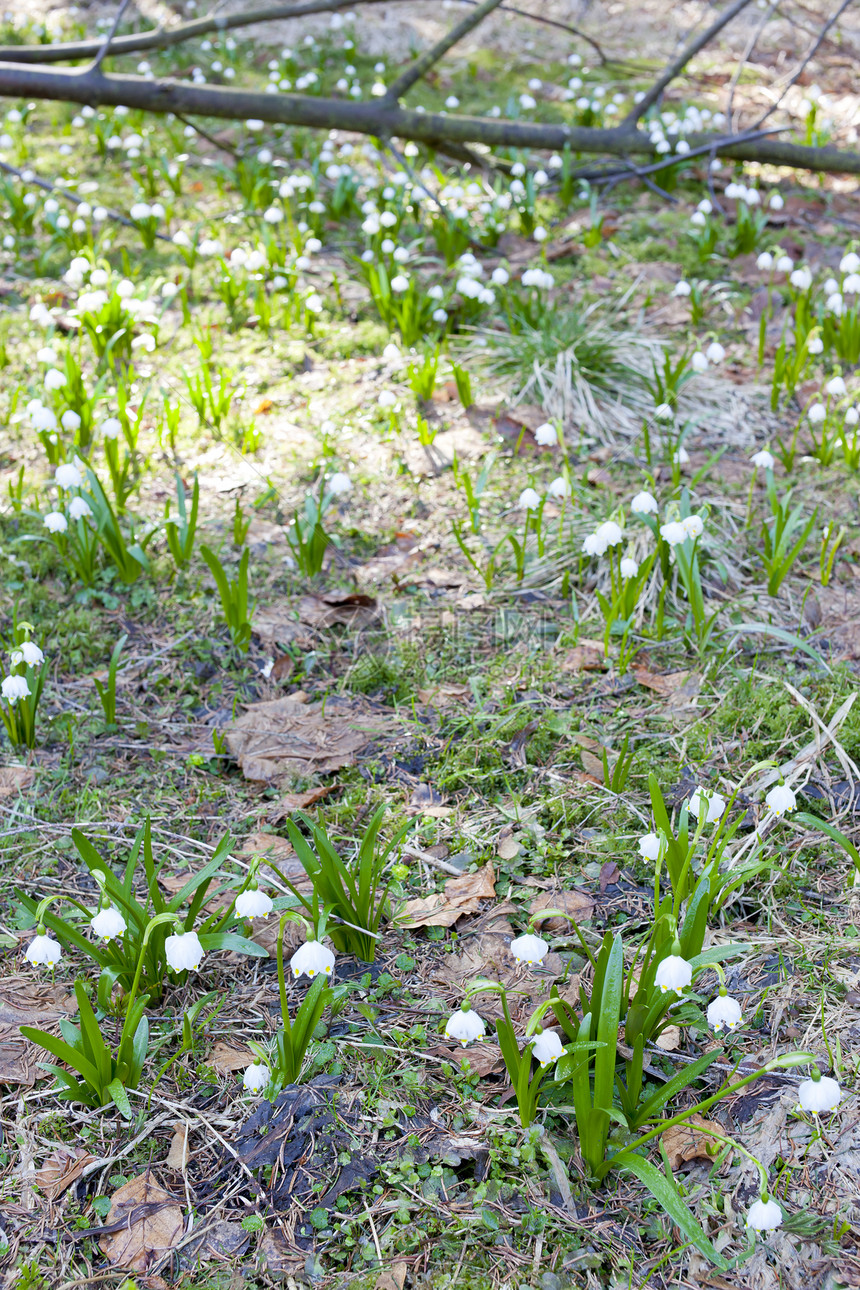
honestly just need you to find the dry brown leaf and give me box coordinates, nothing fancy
[251,605,312,651]
[581,749,605,781]
[297,592,378,630]
[164,1124,190,1171]
[559,639,605,672]
[260,1227,302,1276]
[225,693,393,780]
[375,1262,409,1290]
[661,1115,723,1170]
[0,765,35,798]
[496,829,520,861]
[237,831,297,862]
[99,1173,184,1275]
[428,1043,506,1077]
[397,862,496,928]
[529,889,595,931]
[633,665,700,703]
[416,682,472,707]
[35,1146,95,1201]
[208,1041,253,1074]
[266,785,332,822]
[0,976,77,1087]
[654,1025,681,1052]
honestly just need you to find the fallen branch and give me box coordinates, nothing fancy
[0,65,859,174]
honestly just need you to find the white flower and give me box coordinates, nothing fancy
[681,514,704,540]
[797,1075,841,1113]
[707,994,742,1032]
[25,933,62,968]
[378,390,397,409]
[291,940,335,979]
[61,411,82,432]
[756,252,774,271]
[690,211,706,227]
[631,491,658,515]
[790,266,812,291]
[102,417,122,439]
[11,641,44,667]
[165,929,205,972]
[775,255,793,273]
[688,786,726,823]
[243,1062,271,1094]
[654,402,674,422]
[510,933,548,965]
[691,351,708,373]
[90,906,127,940]
[55,463,82,490]
[705,341,725,364]
[747,1198,783,1232]
[130,202,153,221]
[769,192,784,210]
[751,449,774,469]
[846,407,859,426]
[518,488,541,510]
[826,376,847,397]
[2,674,30,703]
[598,520,623,547]
[548,476,571,499]
[808,403,826,424]
[328,472,352,497]
[44,512,68,534]
[531,1029,564,1067]
[654,954,692,994]
[492,266,509,286]
[44,368,66,391]
[638,833,661,861]
[235,887,274,918]
[840,251,860,274]
[673,280,691,297]
[807,336,824,355]
[620,557,639,578]
[390,274,409,294]
[659,520,687,547]
[444,1006,485,1046]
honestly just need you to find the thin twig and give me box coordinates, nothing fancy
[384,0,507,103]
[0,156,173,241]
[90,0,132,75]
[622,0,757,126]
[752,0,856,129]
[725,0,782,134]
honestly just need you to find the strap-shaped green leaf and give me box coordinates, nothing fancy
[594,935,623,1116]
[108,1077,133,1120]
[197,932,268,957]
[613,1150,729,1270]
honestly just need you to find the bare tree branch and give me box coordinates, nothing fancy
[90,0,133,75]
[623,0,756,127]
[384,0,506,103]
[752,0,856,129]
[0,65,858,175]
[726,0,781,134]
[0,0,611,67]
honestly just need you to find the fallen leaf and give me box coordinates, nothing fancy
[260,1227,302,1276]
[496,828,520,861]
[599,861,619,892]
[661,1114,723,1169]
[208,1041,253,1074]
[633,666,700,703]
[375,1262,409,1290]
[35,1146,96,1200]
[99,1173,184,1275]
[408,782,446,810]
[529,890,595,931]
[397,862,496,928]
[266,785,333,822]
[269,654,294,682]
[559,639,605,672]
[164,1124,190,1171]
[654,1025,681,1052]
[416,682,472,707]
[225,694,394,780]
[0,765,35,798]
[238,831,297,862]
[0,976,77,1087]
[297,592,378,630]
[251,604,312,651]
[581,749,605,780]
[428,1044,505,1077]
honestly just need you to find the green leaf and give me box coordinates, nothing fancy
[197,932,268,957]
[612,1151,729,1270]
[728,622,830,673]
[793,813,860,873]
[594,936,623,1115]
[107,1078,133,1120]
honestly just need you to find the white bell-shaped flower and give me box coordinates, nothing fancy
[518,488,541,511]
[165,929,205,972]
[243,1062,271,1094]
[25,933,62,968]
[751,449,774,469]
[290,940,335,980]
[746,1198,783,1231]
[631,491,658,515]
[638,833,661,861]
[707,993,742,1032]
[90,905,127,941]
[654,954,692,994]
[2,675,31,703]
[531,1028,564,1067]
[510,933,548,965]
[797,1075,841,1114]
[235,887,274,918]
[444,1006,485,1046]
[688,786,726,823]
[328,473,352,496]
[764,784,796,816]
